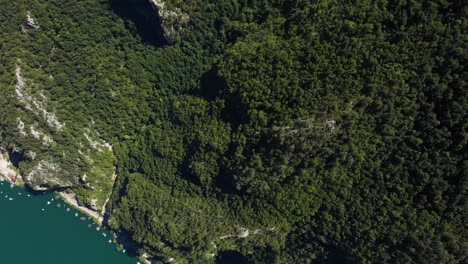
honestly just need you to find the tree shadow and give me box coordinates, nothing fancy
[7,150,23,168]
[216,250,251,264]
[197,67,226,101]
[23,185,69,196]
[196,67,244,129]
[109,0,168,47]
[319,245,353,264]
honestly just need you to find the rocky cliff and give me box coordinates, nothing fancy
[149,0,189,44]
[0,10,117,215]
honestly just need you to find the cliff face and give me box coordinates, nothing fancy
[0,10,117,215]
[148,0,189,44]
[1,0,188,232]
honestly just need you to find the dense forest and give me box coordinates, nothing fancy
[0,0,466,263]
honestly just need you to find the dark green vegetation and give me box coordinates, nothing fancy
[0,0,466,263]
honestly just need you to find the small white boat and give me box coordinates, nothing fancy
[9,198,13,201]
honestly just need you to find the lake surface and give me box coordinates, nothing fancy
[0,181,136,264]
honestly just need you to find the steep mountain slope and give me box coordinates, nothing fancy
[0,3,116,210]
[0,0,466,263]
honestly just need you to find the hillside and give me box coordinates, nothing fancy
[0,0,466,263]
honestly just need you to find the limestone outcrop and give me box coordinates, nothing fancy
[22,11,39,32]
[149,0,189,44]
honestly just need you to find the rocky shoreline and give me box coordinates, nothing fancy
[0,152,22,185]
[0,151,105,222]
[0,150,157,263]
[58,192,104,224]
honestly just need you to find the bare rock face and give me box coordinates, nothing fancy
[149,0,189,44]
[0,152,20,183]
[22,11,40,32]
[15,66,65,131]
[25,160,77,190]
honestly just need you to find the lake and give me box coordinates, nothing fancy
[0,181,136,264]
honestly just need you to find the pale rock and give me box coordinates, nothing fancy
[0,152,19,182]
[326,119,336,129]
[26,150,36,160]
[149,0,189,44]
[14,66,65,130]
[26,160,75,190]
[30,126,41,139]
[26,11,40,29]
[17,118,26,136]
[238,228,250,238]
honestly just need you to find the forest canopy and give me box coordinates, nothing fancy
[0,0,466,263]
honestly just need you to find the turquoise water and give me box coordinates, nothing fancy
[0,181,136,264]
